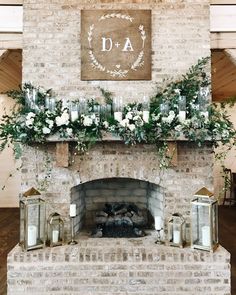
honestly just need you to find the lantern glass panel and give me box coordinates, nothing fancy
[48,213,64,246]
[191,200,211,247]
[20,197,46,250]
[19,201,26,245]
[168,213,185,247]
[212,202,218,245]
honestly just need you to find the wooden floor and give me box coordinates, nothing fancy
[0,208,19,295]
[0,207,235,294]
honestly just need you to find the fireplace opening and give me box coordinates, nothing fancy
[70,178,164,238]
[92,202,150,238]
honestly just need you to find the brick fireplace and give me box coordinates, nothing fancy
[7,0,231,294]
[8,141,231,294]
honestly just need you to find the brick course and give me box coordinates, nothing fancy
[8,238,230,295]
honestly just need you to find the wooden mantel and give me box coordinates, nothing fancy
[49,133,182,168]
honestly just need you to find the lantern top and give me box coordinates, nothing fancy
[194,187,213,198]
[23,187,41,197]
[48,212,64,225]
[168,213,185,223]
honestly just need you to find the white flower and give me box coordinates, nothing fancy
[152,114,160,121]
[222,129,229,138]
[174,89,181,95]
[55,111,69,126]
[83,115,93,126]
[126,112,133,120]
[42,127,51,134]
[169,110,175,118]
[25,118,34,128]
[46,119,54,129]
[182,119,191,127]
[175,125,182,132]
[133,115,140,121]
[162,111,175,124]
[103,121,109,129]
[91,113,96,120]
[128,124,135,131]
[66,128,73,136]
[120,118,129,127]
[26,112,36,120]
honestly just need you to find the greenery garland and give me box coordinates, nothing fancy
[0,57,235,170]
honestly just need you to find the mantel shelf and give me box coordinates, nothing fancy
[46,132,189,143]
[45,132,182,168]
[44,132,214,168]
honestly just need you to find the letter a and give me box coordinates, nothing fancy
[122,38,134,52]
[101,37,113,51]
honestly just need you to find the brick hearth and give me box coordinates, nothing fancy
[8,234,230,295]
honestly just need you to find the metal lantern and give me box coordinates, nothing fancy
[47,212,64,247]
[168,213,186,248]
[19,188,46,251]
[191,187,218,252]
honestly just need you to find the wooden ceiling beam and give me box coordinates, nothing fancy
[0,33,22,49]
[211,0,236,4]
[211,33,236,49]
[0,1,22,5]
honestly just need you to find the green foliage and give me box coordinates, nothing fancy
[0,57,236,172]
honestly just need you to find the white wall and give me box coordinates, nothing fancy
[0,94,20,207]
[214,103,236,203]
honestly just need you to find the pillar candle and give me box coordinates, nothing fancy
[178,111,186,123]
[202,225,211,247]
[114,111,123,122]
[70,110,79,122]
[154,216,162,230]
[28,225,37,247]
[143,111,150,123]
[52,230,59,243]
[173,230,181,244]
[70,204,76,217]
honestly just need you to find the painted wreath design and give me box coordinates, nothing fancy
[87,13,147,78]
[99,13,134,23]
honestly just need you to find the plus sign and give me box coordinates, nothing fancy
[115,42,121,48]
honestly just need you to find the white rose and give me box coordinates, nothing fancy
[133,115,140,121]
[175,125,182,132]
[26,112,36,120]
[66,128,73,136]
[222,129,229,138]
[169,111,175,118]
[120,118,129,127]
[55,111,69,126]
[55,116,63,126]
[83,115,93,126]
[174,89,181,95]
[46,119,54,129]
[25,118,34,128]
[103,121,109,129]
[128,124,135,131]
[126,112,133,120]
[42,126,51,134]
